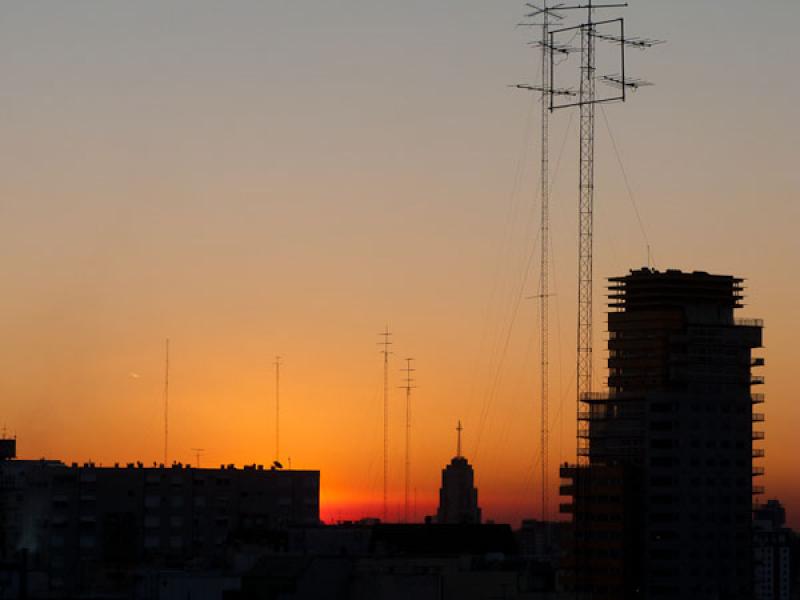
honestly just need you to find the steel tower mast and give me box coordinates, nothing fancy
[400,358,416,523]
[544,4,659,594]
[546,0,658,466]
[538,1,553,522]
[576,1,597,455]
[378,326,393,522]
[516,0,569,521]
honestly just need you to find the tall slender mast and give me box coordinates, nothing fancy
[274,356,281,462]
[539,1,552,523]
[163,338,170,465]
[378,326,392,522]
[400,358,415,523]
[515,0,569,522]
[576,1,596,464]
[456,420,463,458]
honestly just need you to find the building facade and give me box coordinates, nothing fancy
[754,500,793,600]
[0,454,319,596]
[560,268,764,598]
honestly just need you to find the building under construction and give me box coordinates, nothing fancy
[560,268,764,599]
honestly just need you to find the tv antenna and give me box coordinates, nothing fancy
[378,326,393,522]
[544,0,659,464]
[399,357,416,523]
[537,0,660,594]
[191,448,205,468]
[456,420,463,458]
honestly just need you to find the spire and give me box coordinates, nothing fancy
[456,420,463,458]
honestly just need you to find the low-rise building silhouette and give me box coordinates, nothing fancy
[0,447,319,597]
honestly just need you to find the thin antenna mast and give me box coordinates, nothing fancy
[163,338,170,465]
[539,0,551,525]
[456,420,463,458]
[400,358,416,523]
[515,0,569,521]
[191,448,205,468]
[274,356,281,462]
[378,326,393,522]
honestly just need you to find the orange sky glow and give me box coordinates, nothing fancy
[0,1,798,528]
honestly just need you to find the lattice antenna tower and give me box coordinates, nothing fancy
[377,326,393,522]
[274,356,282,462]
[546,0,659,467]
[544,3,660,595]
[516,0,573,522]
[399,358,416,523]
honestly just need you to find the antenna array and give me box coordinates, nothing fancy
[532,1,659,594]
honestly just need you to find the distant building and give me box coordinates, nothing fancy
[281,523,527,600]
[436,421,481,525]
[754,499,793,600]
[0,452,319,597]
[560,268,764,599]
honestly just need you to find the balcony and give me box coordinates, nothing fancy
[752,486,765,495]
[560,503,574,514]
[735,318,764,328]
[752,448,765,458]
[752,467,765,477]
[751,357,765,368]
[752,413,765,422]
[752,394,765,404]
[752,431,765,440]
[751,376,765,386]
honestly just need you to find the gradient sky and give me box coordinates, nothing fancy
[0,1,798,527]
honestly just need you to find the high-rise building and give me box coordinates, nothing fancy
[754,499,793,600]
[437,423,481,525]
[560,268,764,599]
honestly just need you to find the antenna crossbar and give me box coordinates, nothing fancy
[600,74,653,89]
[590,32,664,48]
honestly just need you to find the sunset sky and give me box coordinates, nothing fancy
[0,1,798,527]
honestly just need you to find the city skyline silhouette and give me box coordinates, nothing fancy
[0,1,797,533]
